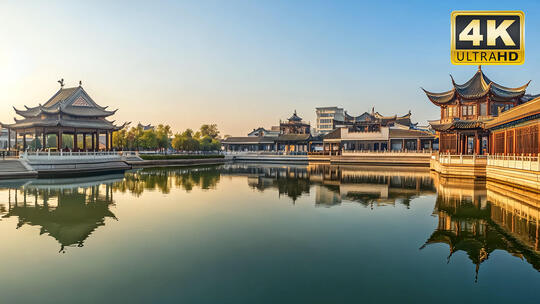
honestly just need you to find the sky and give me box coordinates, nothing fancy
[1,0,540,136]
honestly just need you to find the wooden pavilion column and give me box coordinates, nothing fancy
[504,130,508,155]
[402,139,405,151]
[96,130,101,151]
[22,133,27,151]
[475,132,480,155]
[7,128,10,152]
[91,133,95,150]
[73,130,78,152]
[34,130,39,151]
[42,130,46,150]
[105,131,110,151]
[83,133,87,150]
[14,130,17,151]
[58,130,63,150]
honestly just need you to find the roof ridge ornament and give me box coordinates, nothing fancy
[450,74,457,85]
[57,78,64,88]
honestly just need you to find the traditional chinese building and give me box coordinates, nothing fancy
[322,109,434,153]
[0,82,128,152]
[424,66,530,154]
[485,96,540,155]
[222,110,315,152]
[279,110,310,135]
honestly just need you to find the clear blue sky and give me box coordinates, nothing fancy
[1,0,539,135]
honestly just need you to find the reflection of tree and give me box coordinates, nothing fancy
[114,166,221,196]
[421,194,540,281]
[2,183,116,253]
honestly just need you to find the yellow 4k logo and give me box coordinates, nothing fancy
[451,11,524,65]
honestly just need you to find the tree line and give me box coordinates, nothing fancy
[113,123,221,151]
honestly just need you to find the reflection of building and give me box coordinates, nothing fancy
[424,174,540,280]
[1,176,120,252]
[222,163,436,206]
[310,165,435,207]
[0,82,128,151]
[425,66,533,155]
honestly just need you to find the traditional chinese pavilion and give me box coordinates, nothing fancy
[424,66,530,154]
[0,81,128,151]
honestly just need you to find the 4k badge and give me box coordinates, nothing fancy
[451,11,524,65]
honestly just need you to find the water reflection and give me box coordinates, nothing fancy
[1,175,120,253]
[424,174,540,279]
[115,166,221,196]
[0,163,538,279]
[221,163,436,206]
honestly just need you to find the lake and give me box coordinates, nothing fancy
[0,163,539,303]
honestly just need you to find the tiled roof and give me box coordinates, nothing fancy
[485,97,540,129]
[276,134,311,141]
[221,136,275,144]
[423,67,529,106]
[429,120,486,131]
[389,128,434,138]
[323,128,341,140]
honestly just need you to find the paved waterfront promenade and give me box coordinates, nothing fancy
[0,160,37,179]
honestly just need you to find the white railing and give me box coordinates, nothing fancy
[342,149,434,157]
[18,149,138,163]
[224,151,308,156]
[435,153,488,166]
[487,154,540,172]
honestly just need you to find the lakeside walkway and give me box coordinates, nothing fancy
[0,160,37,179]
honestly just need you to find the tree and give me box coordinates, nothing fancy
[113,128,128,149]
[183,137,200,151]
[200,124,220,139]
[172,134,186,151]
[140,130,158,149]
[156,124,172,152]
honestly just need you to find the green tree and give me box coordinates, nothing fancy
[156,124,172,152]
[113,128,128,149]
[140,130,158,150]
[200,124,220,139]
[171,133,186,151]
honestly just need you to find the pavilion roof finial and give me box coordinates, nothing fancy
[79,80,82,87]
[478,65,482,71]
[57,78,64,88]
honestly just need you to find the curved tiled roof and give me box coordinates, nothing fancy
[276,134,311,141]
[429,120,487,132]
[288,110,303,122]
[3,84,127,131]
[423,89,456,105]
[13,87,116,118]
[423,67,529,106]
[388,128,434,138]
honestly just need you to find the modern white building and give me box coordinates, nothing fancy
[315,107,345,135]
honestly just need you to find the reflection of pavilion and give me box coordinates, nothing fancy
[1,175,120,252]
[424,175,540,280]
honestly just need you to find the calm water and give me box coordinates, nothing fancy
[0,163,539,303]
